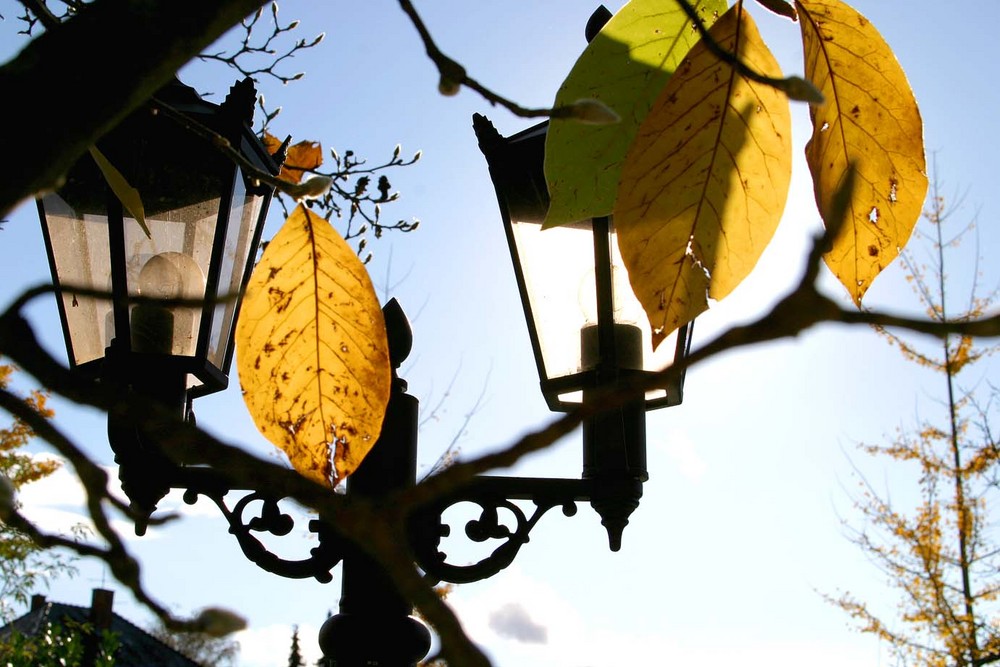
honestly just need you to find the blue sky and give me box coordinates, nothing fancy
[3,1,1000,665]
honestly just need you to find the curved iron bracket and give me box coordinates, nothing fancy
[411,477,592,584]
[123,461,634,588]
[176,468,347,583]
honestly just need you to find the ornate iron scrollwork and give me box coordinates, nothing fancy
[177,469,346,583]
[412,477,592,584]
[170,469,598,586]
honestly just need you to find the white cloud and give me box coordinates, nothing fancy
[17,461,140,543]
[17,454,87,508]
[15,455,238,545]
[447,567,591,664]
[446,568,881,667]
[17,459,90,533]
[488,602,547,644]
[659,428,707,482]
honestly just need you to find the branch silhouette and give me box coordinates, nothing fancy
[4,188,999,661]
[2,3,996,665]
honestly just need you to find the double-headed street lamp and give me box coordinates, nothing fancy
[36,57,692,667]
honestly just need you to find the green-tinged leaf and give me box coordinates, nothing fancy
[615,3,792,347]
[798,0,927,305]
[543,0,727,228]
[236,204,390,486]
[88,146,149,238]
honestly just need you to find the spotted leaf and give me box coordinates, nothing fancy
[798,0,927,304]
[236,205,390,486]
[615,3,792,347]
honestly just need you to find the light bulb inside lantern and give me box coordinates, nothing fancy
[138,252,205,300]
[577,264,643,372]
[131,252,206,355]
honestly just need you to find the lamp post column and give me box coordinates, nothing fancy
[319,302,431,666]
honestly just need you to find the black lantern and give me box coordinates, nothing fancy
[37,78,279,411]
[474,115,693,548]
[473,115,692,412]
[37,78,279,530]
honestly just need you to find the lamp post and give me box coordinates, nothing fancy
[472,114,693,551]
[35,28,692,667]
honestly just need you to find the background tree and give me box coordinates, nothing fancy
[0,619,119,667]
[287,625,304,667]
[831,178,1000,666]
[0,362,76,622]
[148,617,240,667]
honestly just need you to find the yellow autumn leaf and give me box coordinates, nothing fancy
[798,0,927,305]
[261,132,283,156]
[543,0,727,228]
[88,146,150,238]
[615,3,792,347]
[236,204,390,486]
[262,132,324,184]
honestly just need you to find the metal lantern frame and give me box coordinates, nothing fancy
[36,77,280,405]
[472,114,693,415]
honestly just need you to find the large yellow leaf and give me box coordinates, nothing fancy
[543,0,727,228]
[798,0,927,305]
[236,204,390,486]
[615,3,792,347]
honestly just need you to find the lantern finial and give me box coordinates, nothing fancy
[472,113,503,155]
[221,77,258,128]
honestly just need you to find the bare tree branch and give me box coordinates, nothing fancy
[0,0,271,217]
[395,0,574,120]
[196,2,324,87]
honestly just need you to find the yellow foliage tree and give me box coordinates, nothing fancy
[0,361,71,622]
[831,179,1000,666]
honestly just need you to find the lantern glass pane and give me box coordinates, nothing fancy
[207,169,265,369]
[39,193,113,367]
[511,218,590,388]
[605,219,683,405]
[124,197,220,359]
[513,216,682,405]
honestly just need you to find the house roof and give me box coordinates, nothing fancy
[0,590,204,667]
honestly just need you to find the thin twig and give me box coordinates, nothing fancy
[196,3,324,87]
[18,0,60,29]
[395,0,571,120]
[677,0,823,103]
